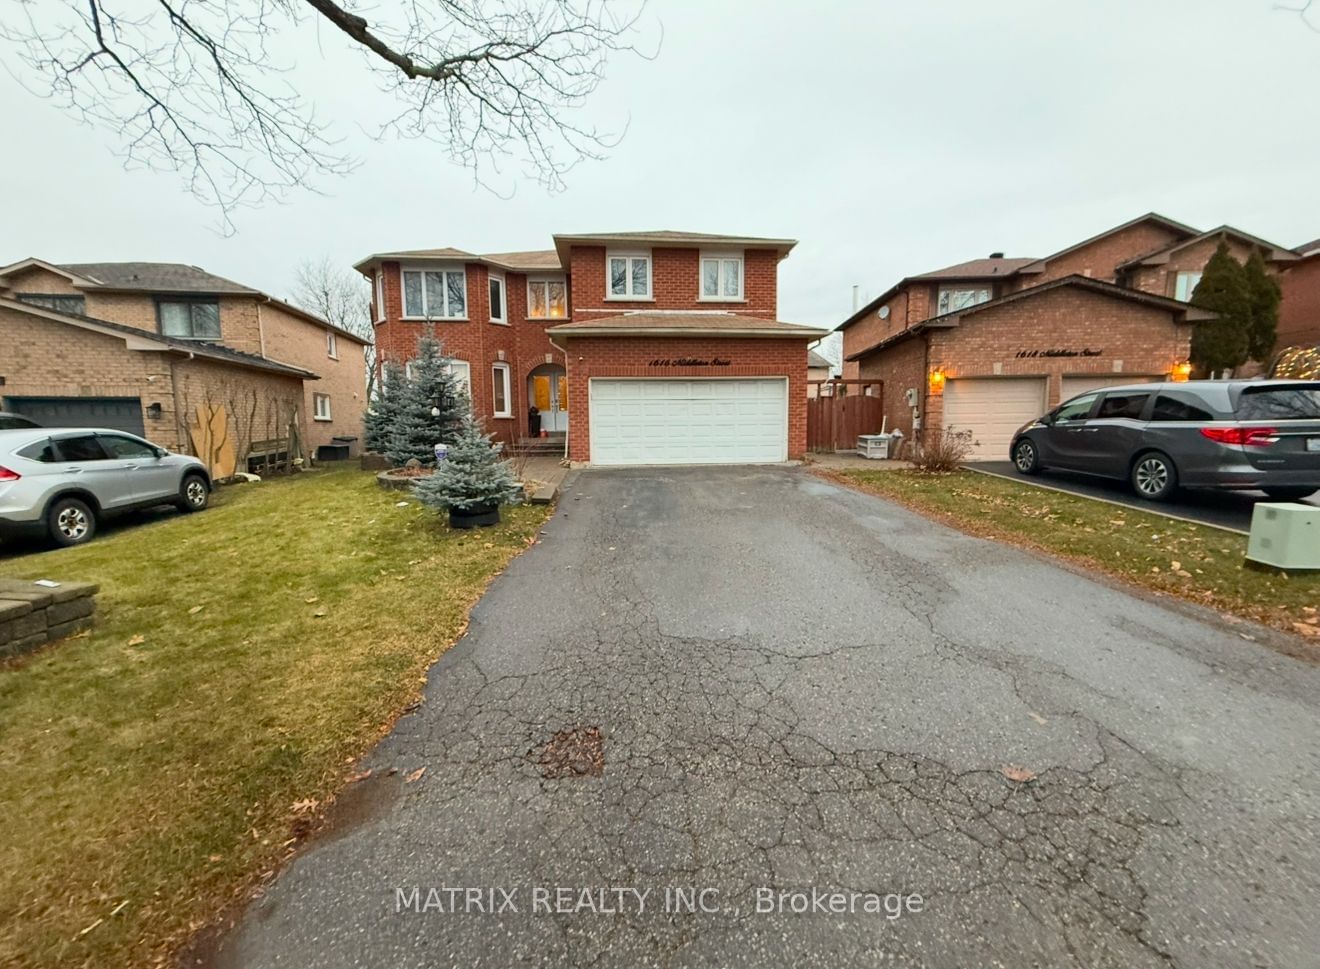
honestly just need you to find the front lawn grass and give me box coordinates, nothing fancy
[825,468,1320,646]
[0,468,551,969]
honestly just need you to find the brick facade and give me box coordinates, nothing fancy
[1279,254,1320,350]
[362,235,811,462]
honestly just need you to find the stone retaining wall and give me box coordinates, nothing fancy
[0,578,98,660]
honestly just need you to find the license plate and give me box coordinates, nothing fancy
[1308,438,1320,453]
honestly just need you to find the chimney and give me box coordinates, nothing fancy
[852,284,860,312]
[989,251,1005,260]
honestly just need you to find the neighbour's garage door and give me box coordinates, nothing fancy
[942,377,1047,462]
[1060,374,1159,401]
[4,397,145,436]
[589,378,788,465]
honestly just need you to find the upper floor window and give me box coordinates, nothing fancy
[607,252,650,299]
[402,268,466,319]
[700,254,743,300]
[16,293,86,315]
[158,297,220,340]
[1174,271,1202,302]
[528,277,568,319]
[489,273,507,324]
[326,330,338,359]
[374,271,385,323]
[936,286,991,316]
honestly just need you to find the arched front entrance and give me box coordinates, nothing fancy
[528,363,568,435]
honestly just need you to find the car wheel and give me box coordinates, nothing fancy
[1012,438,1042,476]
[1131,451,1178,502]
[178,473,210,513]
[47,496,97,547]
[1262,487,1316,501]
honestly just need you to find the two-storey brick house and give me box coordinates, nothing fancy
[0,258,370,470]
[837,214,1299,460]
[356,231,826,465]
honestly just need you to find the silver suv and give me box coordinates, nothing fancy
[1010,380,1320,502]
[0,428,212,547]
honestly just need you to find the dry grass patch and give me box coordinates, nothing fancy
[0,468,550,968]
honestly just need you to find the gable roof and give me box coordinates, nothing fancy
[837,256,1037,332]
[55,262,259,294]
[547,311,825,339]
[0,297,318,378]
[1114,225,1301,270]
[1015,212,1201,276]
[1295,237,1320,256]
[351,246,562,274]
[481,249,562,272]
[807,349,832,369]
[844,274,1214,362]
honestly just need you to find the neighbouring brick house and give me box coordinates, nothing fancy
[356,231,826,465]
[1278,238,1320,354]
[0,258,370,470]
[838,214,1299,460]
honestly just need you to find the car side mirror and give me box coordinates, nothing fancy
[1039,411,1055,427]
[154,447,168,459]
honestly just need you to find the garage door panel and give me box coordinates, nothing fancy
[5,396,145,436]
[942,378,1047,462]
[589,378,788,466]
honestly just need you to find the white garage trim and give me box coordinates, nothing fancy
[588,377,789,466]
[1060,374,1161,401]
[942,377,1047,462]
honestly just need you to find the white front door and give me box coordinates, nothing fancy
[942,377,1048,462]
[588,378,788,466]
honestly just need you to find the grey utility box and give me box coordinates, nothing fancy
[1246,502,1320,570]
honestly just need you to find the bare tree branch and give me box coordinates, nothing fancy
[290,254,376,396]
[0,0,653,231]
[1277,0,1320,30]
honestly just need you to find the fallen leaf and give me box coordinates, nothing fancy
[1027,712,1048,725]
[405,766,426,783]
[313,609,327,618]
[304,596,319,604]
[291,798,318,813]
[1001,764,1037,784]
[395,501,410,507]
[1293,623,1320,638]
[1170,561,1182,571]
[127,634,146,647]
[188,605,204,615]
[347,769,373,783]
[1220,613,1243,625]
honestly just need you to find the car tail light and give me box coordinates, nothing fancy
[0,465,19,482]
[1199,426,1279,447]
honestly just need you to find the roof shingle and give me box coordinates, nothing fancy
[58,262,258,294]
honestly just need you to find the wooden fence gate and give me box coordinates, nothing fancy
[806,381,884,452]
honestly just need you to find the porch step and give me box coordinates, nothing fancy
[514,437,565,455]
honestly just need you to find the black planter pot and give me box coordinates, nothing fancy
[449,503,501,529]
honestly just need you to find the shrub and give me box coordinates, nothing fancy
[912,426,978,472]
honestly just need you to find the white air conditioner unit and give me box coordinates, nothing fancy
[1246,503,1320,570]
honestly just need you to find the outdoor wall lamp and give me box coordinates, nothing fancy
[1170,362,1192,383]
[146,402,163,417]
[928,368,947,393]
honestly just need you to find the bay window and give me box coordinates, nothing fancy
[700,253,743,300]
[527,277,568,319]
[402,268,466,319]
[936,286,991,315]
[607,252,650,299]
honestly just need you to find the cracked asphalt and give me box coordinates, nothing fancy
[198,467,1320,969]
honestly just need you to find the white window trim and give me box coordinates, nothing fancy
[936,285,992,316]
[1174,270,1203,303]
[313,393,332,422]
[374,271,385,323]
[489,272,507,324]
[444,359,472,403]
[526,274,570,320]
[400,264,469,321]
[605,250,653,301]
[491,362,512,418]
[698,250,746,302]
[326,330,338,359]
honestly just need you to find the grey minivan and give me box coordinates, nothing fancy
[0,428,212,547]
[1009,380,1320,502]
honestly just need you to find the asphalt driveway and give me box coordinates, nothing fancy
[197,467,1320,969]
[974,461,1319,533]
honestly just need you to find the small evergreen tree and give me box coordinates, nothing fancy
[414,413,523,514]
[1243,249,1281,364]
[1189,240,1251,377]
[363,359,405,453]
[386,333,467,466]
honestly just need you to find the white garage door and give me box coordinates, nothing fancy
[942,377,1047,462]
[589,378,788,466]
[1061,374,1159,401]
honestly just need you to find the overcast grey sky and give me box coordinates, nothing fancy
[3,0,1318,366]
